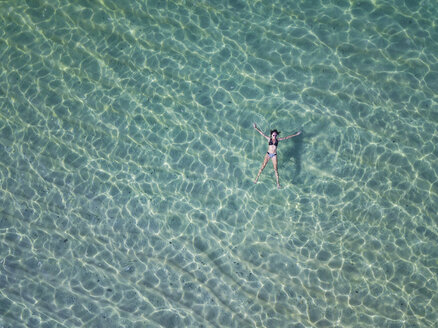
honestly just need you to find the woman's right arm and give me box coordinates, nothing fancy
[253,123,269,139]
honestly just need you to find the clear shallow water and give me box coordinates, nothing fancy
[1,0,437,327]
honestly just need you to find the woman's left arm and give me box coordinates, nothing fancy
[278,130,301,141]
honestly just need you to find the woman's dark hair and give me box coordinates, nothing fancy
[270,129,280,136]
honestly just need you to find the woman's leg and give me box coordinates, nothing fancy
[272,156,280,188]
[255,153,270,183]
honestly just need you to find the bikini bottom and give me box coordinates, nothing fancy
[267,152,277,158]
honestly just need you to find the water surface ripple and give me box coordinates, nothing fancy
[1,0,437,327]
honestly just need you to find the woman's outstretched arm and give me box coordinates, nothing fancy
[278,130,301,141]
[253,123,269,140]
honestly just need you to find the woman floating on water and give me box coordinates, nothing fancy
[253,123,301,189]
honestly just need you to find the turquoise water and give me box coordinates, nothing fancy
[1,0,437,327]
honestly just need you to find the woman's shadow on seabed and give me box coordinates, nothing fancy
[282,130,307,184]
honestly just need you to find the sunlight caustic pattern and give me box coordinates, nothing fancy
[0,0,437,327]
